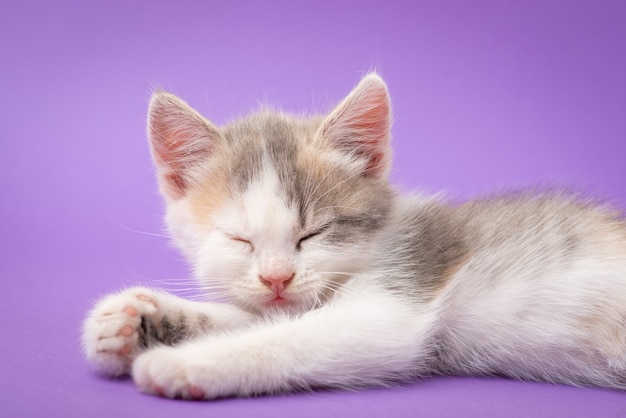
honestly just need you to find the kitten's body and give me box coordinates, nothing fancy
[83,74,626,399]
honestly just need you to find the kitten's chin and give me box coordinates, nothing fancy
[256,295,311,316]
[263,296,295,309]
[266,296,288,308]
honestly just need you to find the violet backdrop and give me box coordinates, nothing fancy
[1,0,625,417]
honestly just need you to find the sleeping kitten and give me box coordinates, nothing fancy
[82,74,626,399]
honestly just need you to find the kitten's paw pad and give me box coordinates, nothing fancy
[82,287,161,376]
[144,382,204,400]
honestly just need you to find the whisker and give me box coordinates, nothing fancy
[314,271,358,276]
[110,219,171,240]
[304,166,340,208]
[307,169,365,210]
[316,282,371,304]
[311,205,378,217]
[307,160,388,210]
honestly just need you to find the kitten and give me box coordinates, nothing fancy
[82,74,626,399]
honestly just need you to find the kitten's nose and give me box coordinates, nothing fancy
[259,273,294,297]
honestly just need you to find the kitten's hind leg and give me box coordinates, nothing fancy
[82,287,254,376]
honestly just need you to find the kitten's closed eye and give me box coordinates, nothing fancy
[231,237,254,252]
[297,226,329,250]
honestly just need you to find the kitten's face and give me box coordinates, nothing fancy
[149,74,393,314]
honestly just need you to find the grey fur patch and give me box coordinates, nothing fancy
[222,112,311,210]
[221,110,394,236]
[455,192,614,279]
[224,128,264,189]
[382,200,469,300]
[140,314,191,347]
[197,314,212,331]
[383,191,626,302]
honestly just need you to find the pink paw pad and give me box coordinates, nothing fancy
[118,344,132,355]
[151,383,166,397]
[123,306,138,317]
[118,325,134,337]
[188,385,205,400]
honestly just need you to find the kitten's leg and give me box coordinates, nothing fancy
[82,287,255,377]
[132,294,437,399]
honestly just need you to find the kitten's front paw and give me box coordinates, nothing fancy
[82,287,161,376]
[133,346,209,400]
[133,343,255,400]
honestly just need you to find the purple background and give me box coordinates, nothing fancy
[2,0,625,416]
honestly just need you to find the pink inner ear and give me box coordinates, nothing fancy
[366,151,386,175]
[163,172,188,196]
[148,92,219,199]
[349,120,388,175]
[150,122,203,198]
[322,76,392,177]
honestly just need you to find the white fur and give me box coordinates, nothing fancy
[440,252,626,384]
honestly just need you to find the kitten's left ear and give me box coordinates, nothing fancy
[147,91,222,200]
[317,73,392,179]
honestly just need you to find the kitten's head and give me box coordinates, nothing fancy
[148,74,394,315]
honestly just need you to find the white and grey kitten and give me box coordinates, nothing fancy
[82,74,626,399]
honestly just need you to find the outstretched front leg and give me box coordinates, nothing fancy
[132,294,437,399]
[82,287,255,376]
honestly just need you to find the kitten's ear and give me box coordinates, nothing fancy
[147,91,222,200]
[317,73,392,178]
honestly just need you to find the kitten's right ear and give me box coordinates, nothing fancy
[147,91,222,200]
[316,73,392,179]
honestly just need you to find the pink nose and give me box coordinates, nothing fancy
[259,274,294,297]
